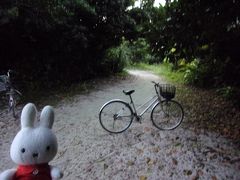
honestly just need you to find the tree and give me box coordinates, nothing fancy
[0,0,136,89]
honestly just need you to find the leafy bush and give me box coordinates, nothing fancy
[130,38,155,64]
[217,86,235,99]
[102,38,156,72]
[102,40,131,73]
[183,59,200,84]
[183,58,215,87]
[130,0,240,89]
[0,0,135,90]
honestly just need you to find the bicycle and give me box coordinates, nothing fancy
[0,70,22,118]
[99,81,184,133]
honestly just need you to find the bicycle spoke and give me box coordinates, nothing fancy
[151,100,184,130]
[99,100,133,133]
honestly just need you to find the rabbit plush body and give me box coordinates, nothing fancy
[0,103,63,180]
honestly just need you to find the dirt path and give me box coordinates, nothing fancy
[0,70,239,179]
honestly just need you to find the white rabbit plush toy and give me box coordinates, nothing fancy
[0,103,63,180]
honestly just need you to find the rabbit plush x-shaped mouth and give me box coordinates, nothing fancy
[10,103,58,165]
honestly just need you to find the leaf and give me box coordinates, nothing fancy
[127,161,134,166]
[212,176,217,180]
[104,163,108,170]
[144,127,151,132]
[147,159,154,165]
[170,47,176,53]
[197,170,203,176]
[172,158,178,165]
[175,142,182,147]
[153,147,160,153]
[137,148,144,155]
[139,175,147,180]
[183,170,192,176]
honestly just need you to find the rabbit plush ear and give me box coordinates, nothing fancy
[21,103,37,128]
[40,105,54,129]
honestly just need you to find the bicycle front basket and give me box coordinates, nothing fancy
[159,84,176,100]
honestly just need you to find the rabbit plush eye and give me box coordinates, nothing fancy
[46,146,50,151]
[21,148,25,153]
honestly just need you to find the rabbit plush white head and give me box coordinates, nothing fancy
[11,103,57,165]
[0,103,63,180]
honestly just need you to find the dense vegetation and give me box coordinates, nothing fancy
[116,0,240,103]
[0,0,239,102]
[0,0,135,89]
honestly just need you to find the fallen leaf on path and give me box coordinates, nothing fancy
[137,148,144,155]
[146,157,154,165]
[153,147,160,153]
[104,163,108,170]
[158,164,164,170]
[212,176,217,180]
[172,158,178,165]
[127,161,135,166]
[197,169,203,176]
[175,142,182,147]
[144,127,151,132]
[183,169,192,176]
[139,175,147,180]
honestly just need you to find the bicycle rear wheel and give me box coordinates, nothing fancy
[151,100,184,130]
[99,100,134,133]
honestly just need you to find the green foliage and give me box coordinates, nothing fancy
[217,87,235,99]
[182,58,217,87]
[130,38,155,64]
[105,37,155,68]
[1,0,239,96]
[128,0,240,89]
[102,40,131,73]
[0,0,135,90]
[183,59,200,84]
[129,62,184,84]
[216,86,240,105]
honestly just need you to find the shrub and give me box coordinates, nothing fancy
[130,38,155,64]
[102,40,131,73]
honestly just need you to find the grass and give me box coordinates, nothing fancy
[128,63,185,84]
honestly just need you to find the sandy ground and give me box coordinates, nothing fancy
[0,70,240,180]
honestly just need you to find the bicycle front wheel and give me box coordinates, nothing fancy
[99,100,134,133]
[8,89,21,118]
[151,100,184,130]
[8,93,17,118]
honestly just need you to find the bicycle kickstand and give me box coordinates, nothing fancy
[136,115,142,124]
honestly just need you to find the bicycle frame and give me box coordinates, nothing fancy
[130,95,159,117]
[0,70,21,118]
[127,83,162,119]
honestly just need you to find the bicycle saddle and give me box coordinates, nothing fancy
[123,90,135,95]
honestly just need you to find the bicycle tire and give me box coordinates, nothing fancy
[8,95,15,116]
[8,89,21,118]
[99,100,134,133]
[8,93,17,118]
[151,100,184,130]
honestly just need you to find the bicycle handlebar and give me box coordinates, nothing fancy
[151,81,159,88]
[151,81,160,96]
